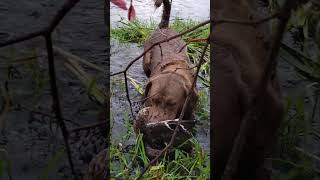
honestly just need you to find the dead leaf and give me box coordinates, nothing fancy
[128,3,136,21]
[111,0,127,10]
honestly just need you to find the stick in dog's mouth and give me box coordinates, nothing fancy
[135,107,195,151]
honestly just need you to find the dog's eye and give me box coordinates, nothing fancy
[167,101,176,106]
[152,98,160,104]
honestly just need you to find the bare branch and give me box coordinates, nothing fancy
[45,34,75,175]
[0,0,80,48]
[124,72,135,118]
[0,1,84,176]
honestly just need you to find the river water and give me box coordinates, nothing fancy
[0,0,106,179]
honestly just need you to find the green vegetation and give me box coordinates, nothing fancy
[111,18,210,179]
[110,115,210,180]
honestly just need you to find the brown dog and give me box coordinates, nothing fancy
[134,0,198,157]
[213,0,284,179]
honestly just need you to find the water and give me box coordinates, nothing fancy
[111,0,210,27]
[0,0,106,179]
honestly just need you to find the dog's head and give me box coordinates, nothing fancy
[134,72,197,150]
[144,73,197,123]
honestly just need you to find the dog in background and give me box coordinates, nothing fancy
[212,0,284,179]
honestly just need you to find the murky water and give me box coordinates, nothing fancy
[0,0,106,179]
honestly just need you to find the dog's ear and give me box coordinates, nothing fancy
[145,81,152,98]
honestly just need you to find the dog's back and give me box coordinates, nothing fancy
[143,28,188,77]
[143,0,189,77]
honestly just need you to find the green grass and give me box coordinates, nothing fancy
[110,132,210,179]
[270,96,320,179]
[111,18,210,79]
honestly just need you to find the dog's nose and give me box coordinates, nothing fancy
[148,111,162,122]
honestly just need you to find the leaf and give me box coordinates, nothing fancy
[128,4,136,22]
[127,76,144,95]
[111,0,127,10]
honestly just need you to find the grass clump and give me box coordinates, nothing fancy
[110,133,210,180]
[111,18,210,80]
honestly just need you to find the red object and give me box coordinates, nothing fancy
[128,4,136,21]
[111,0,127,10]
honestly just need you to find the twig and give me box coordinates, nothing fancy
[179,38,208,53]
[53,46,105,73]
[0,0,98,177]
[45,34,75,175]
[295,146,320,163]
[135,38,209,180]
[197,75,210,87]
[221,1,298,179]
[124,72,135,118]
[0,0,80,48]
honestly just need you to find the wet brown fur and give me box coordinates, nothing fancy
[212,0,284,179]
[134,0,198,155]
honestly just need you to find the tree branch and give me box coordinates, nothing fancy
[45,34,75,175]
[0,1,83,176]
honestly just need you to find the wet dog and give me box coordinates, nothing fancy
[134,0,198,157]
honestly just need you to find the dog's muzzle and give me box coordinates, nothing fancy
[134,107,196,150]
